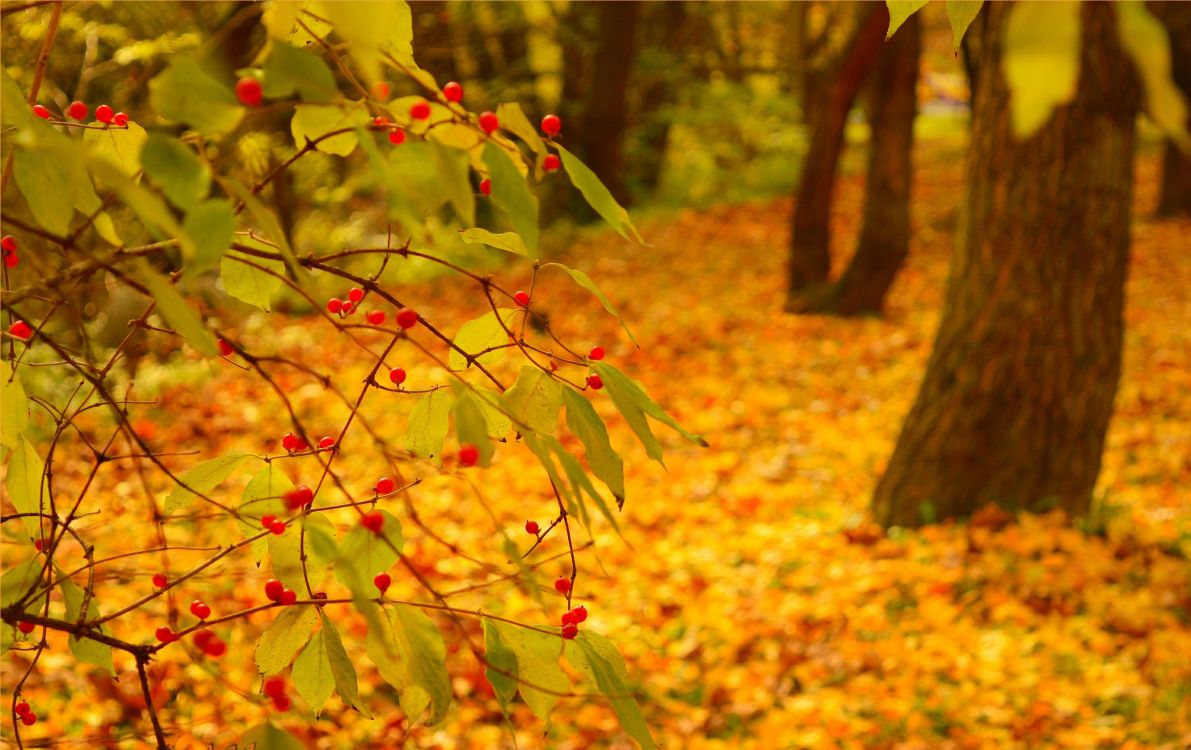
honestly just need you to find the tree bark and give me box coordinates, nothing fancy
[807,13,921,316]
[1153,2,1191,217]
[786,5,887,304]
[578,1,641,203]
[872,3,1140,527]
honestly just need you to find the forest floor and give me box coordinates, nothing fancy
[8,147,1189,750]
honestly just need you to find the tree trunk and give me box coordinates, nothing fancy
[579,1,641,203]
[1153,2,1191,217]
[808,13,921,316]
[872,3,1139,527]
[785,5,887,304]
[628,2,689,196]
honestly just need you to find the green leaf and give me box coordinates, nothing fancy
[474,387,512,439]
[1,557,43,609]
[448,309,516,370]
[140,133,210,210]
[184,199,235,270]
[458,228,531,258]
[14,147,74,234]
[270,514,335,593]
[240,722,305,750]
[502,366,563,435]
[453,390,494,467]
[83,121,148,178]
[567,632,656,750]
[262,1,303,38]
[388,140,453,215]
[150,57,245,135]
[72,168,121,246]
[495,102,547,158]
[563,389,625,505]
[591,362,707,465]
[1,361,28,448]
[358,126,424,235]
[255,604,319,676]
[1115,1,1190,151]
[483,142,540,255]
[7,436,46,537]
[313,0,413,82]
[483,620,519,716]
[405,390,454,462]
[292,629,335,714]
[263,40,337,101]
[1003,1,1081,139]
[59,577,115,676]
[886,0,930,40]
[319,612,363,712]
[221,250,284,311]
[1,70,31,129]
[163,452,252,515]
[433,142,475,226]
[360,600,452,724]
[333,510,403,596]
[555,145,643,243]
[945,0,983,51]
[489,620,568,724]
[221,178,301,278]
[239,465,291,563]
[292,103,369,157]
[88,159,187,249]
[543,262,638,346]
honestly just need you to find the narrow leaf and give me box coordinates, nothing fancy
[149,57,244,135]
[555,145,643,243]
[483,142,540,254]
[185,199,234,270]
[292,103,368,156]
[140,133,210,210]
[255,604,319,676]
[563,389,626,506]
[59,577,115,675]
[887,0,930,40]
[567,633,656,750]
[83,121,149,178]
[239,465,291,563]
[333,510,403,596]
[502,366,564,435]
[1115,1,1190,151]
[483,620,519,716]
[448,308,516,370]
[221,250,284,311]
[490,620,568,724]
[240,722,305,750]
[453,390,494,467]
[164,452,252,515]
[319,612,363,712]
[1,361,28,448]
[946,0,984,51]
[459,228,531,258]
[13,147,74,234]
[405,390,454,462]
[592,362,707,448]
[7,436,46,538]
[544,262,638,345]
[292,629,335,714]
[263,41,337,101]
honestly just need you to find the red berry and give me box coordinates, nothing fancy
[554,577,571,595]
[375,476,395,494]
[113,112,129,127]
[217,339,234,357]
[269,521,286,535]
[388,128,406,145]
[443,81,463,102]
[544,154,561,172]
[190,600,211,619]
[319,436,336,449]
[541,114,562,136]
[14,702,29,716]
[282,432,299,452]
[561,623,578,639]
[571,605,588,623]
[589,346,605,361]
[373,572,391,593]
[2,236,15,252]
[458,443,479,467]
[525,520,540,535]
[388,367,407,385]
[204,638,227,657]
[395,308,418,329]
[361,511,384,534]
[271,693,292,711]
[513,290,530,307]
[95,104,114,124]
[264,578,284,603]
[478,110,499,134]
[3,249,17,269]
[18,620,35,634]
[33,539,44,552]
[371,81,390,100]
[327,297,343,314]
[8,320,32,341]
[586,374,603,390]
[410,100,431,120]
[366,310,385,325]
[193,628,214,648]
[479,178,491,197]
[372,116,387,129]
[67,100,88,120]
[20,712,36,726]
[279,588,297,605]
[152,573,168,588]
[263,675,286,697]
[261,514,276,528]
[561,610,578,626]
[340,299,354,315]
[284,485,313,510]
[32,104,50,119]
[236,77,263,107]
[155,626,176,643]
[348,287,365,303]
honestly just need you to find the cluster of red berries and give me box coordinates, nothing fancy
[192,628,227,657]
[33,100,128,127]
[263,675,292,712]
[560,605,588,639]
[371,116,407,146]
[280,432,308,452]
[2,235,19,268]
[284,484,314,511]
[14,699,36,727]
[264,578,298,605]
[260,514,286,535]
[191,600,211,619]
[7,320,32,341]
[374,571,391,594]
[326,286,368,316]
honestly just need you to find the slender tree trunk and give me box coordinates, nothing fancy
[872,4,1139,527]
[1153,2,1191,217]
[806,14,921,316]
[579,1,641,203]
[785,6,887,305]
[629,2,688,196]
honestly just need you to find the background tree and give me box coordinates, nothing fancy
[1152,1,1191,218]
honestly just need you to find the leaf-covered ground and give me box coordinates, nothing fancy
[5,146,1189,749]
